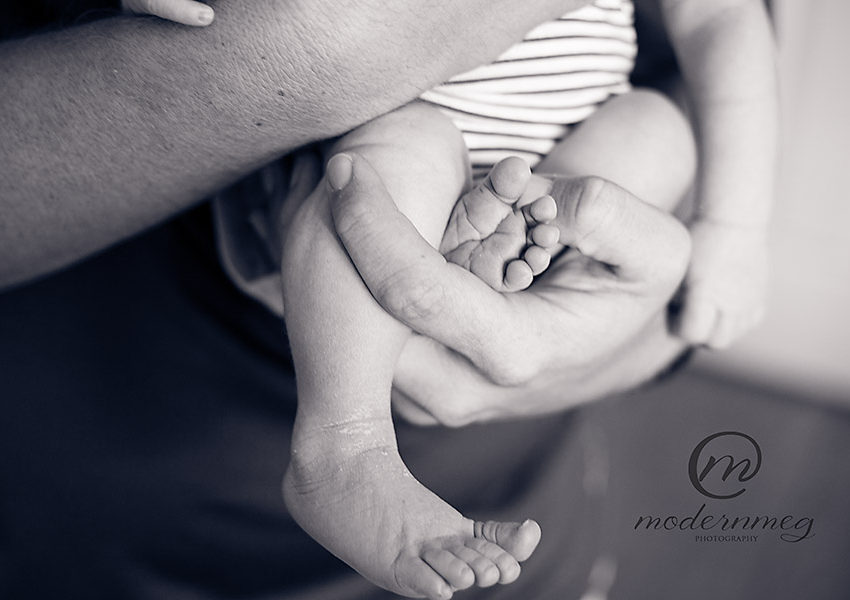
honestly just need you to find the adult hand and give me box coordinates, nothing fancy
[327,153,692,426]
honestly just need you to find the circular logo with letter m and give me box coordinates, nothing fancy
[688,431,762,500]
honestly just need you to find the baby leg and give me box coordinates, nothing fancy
[536,89,697,214]
[280,102,540,600]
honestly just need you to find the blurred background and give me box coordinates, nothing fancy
[595,3,850,597]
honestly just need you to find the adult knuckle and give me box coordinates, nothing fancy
[435,405,472,428]
[574,176,618,226]
[407,386,468,428]
[564,176,617,252]
[376,267,446,325]
[331,193,373,240]
[483,349,538,387]
[577,174,609,202]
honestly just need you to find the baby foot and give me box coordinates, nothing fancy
[440,157,559,292]
[675,218,768,349]
[283,419,541,599]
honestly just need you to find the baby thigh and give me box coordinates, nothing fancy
[329,101,470,247]
[536,89,696,213]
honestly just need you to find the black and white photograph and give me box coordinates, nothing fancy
[1,1,848,599]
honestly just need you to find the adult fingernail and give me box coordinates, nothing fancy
[197,7,214,24]
[326,154,353,191]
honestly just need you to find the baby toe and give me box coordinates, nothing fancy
[530,224,560,249]
[474,519,542,562]
[504,260,534,292]
[524,246,550,276]
[464,538,521,584]
[487,157,532,205]
[523,194,557,225]
[422,548,474,591]
[396,555,454,600]
[450,546,500,588]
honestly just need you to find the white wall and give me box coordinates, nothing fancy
[695,0,850,399]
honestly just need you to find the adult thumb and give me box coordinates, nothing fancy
[328,153,517,371]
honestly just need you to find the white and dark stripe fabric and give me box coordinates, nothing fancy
[421,0,636,180]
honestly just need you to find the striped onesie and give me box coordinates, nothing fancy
[213,0,638,316]
[423,0,636,180]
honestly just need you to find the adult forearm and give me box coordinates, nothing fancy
[0,0,576,289]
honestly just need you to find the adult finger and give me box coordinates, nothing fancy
[549,176,691,290]
[394,335,507,428]
[391,388,441,427]
[124,0,214,26]
[327,153,524,375]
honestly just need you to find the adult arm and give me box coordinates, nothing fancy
[327,153,691,426]
[0,0,580,290]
